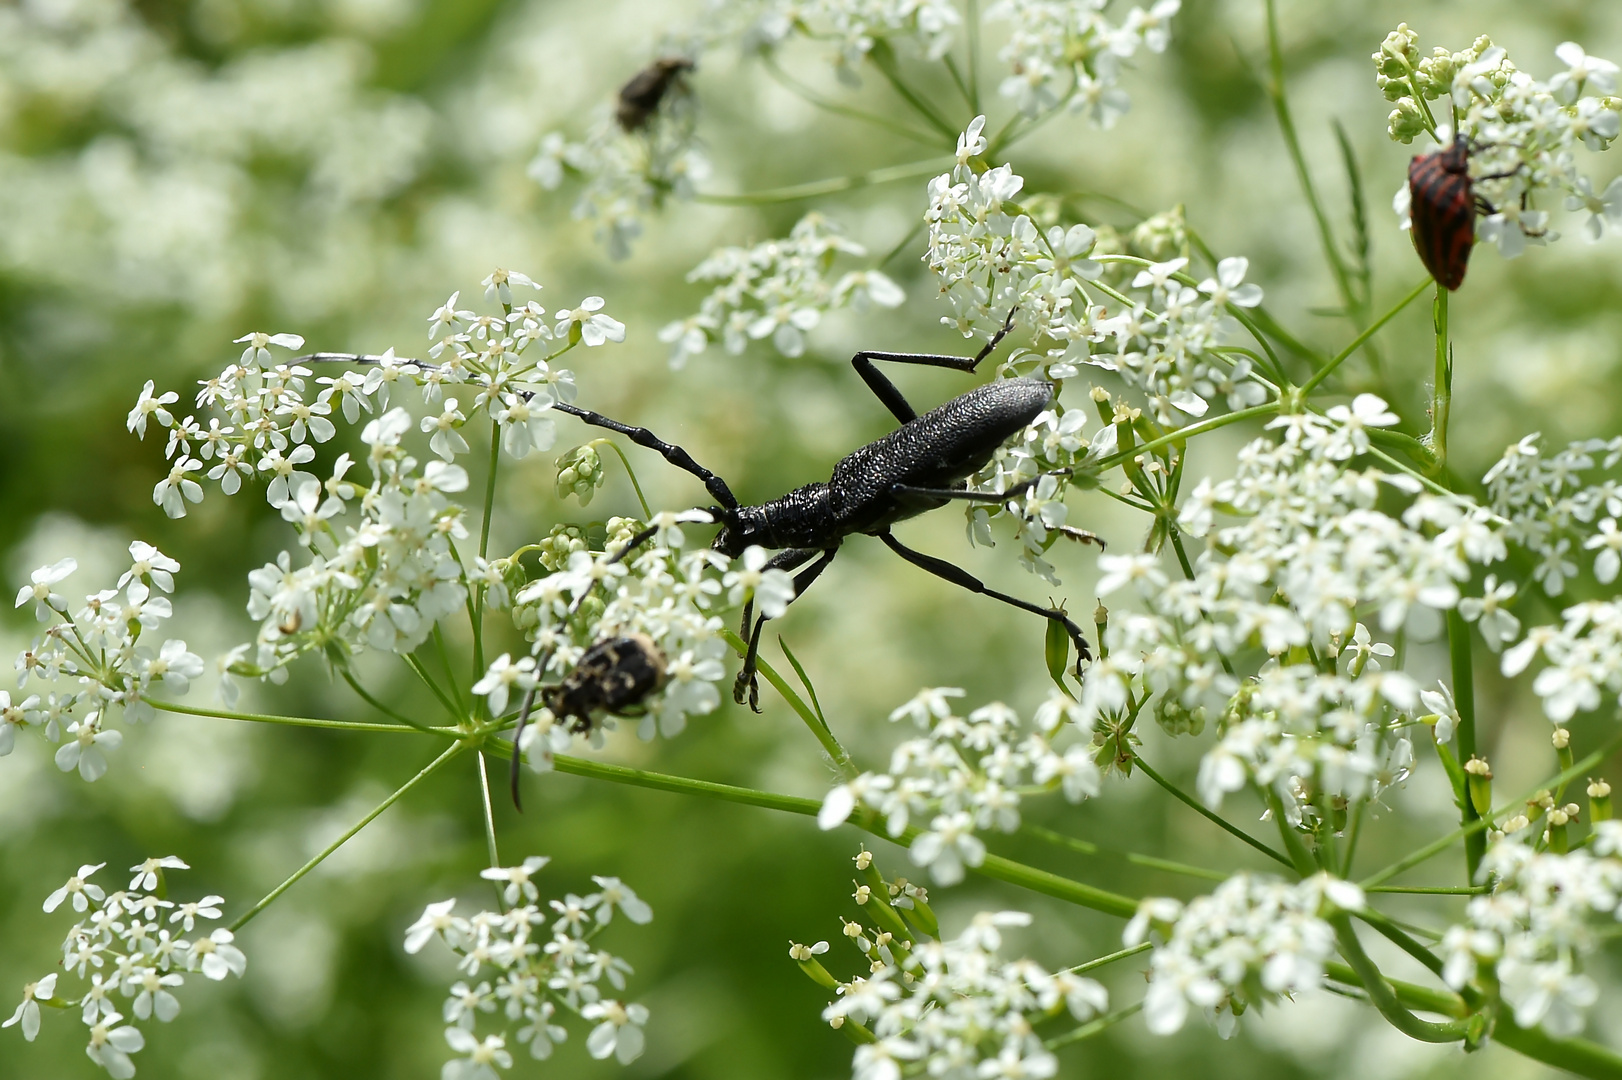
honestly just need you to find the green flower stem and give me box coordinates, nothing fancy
[759,54,940,146]
[1361,727,1622,887]
[230,741,465,931]
[866,41,958,139]
[1428,285,1451,469]
[942,54,973,112]
[431,626,468,716]
[1447,609,1485,881]
[1263,0,1356,321]
[404,653,463,722]
[1329,915,1470,1043]
[538,751,1141,918]
[1134,755,1293,868]
[479,422,499,561]
[1365,884,1487,895]
[964,0,981,112]
[1354,908,1445,979]
[340,670,438,733]
[1063,941,1151,976]
[1045,1001,1143,1051]
[593,439,652,518]
[1492,1022,1622,1080]
[1092,402,1279,473]
[1300,276,1433,394]
[475,752,501,883]
[1021,822,1228,882]
[152,698,453,735]
[1169,528,1237,678]
[693,158,951,207]
[723,629,856,779]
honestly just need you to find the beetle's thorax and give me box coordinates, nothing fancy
[711,483,834,556]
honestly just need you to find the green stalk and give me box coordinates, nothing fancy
[476,751,501,876]
[1330,915,1468,1043]
[230,742,464,931]
[1063,941,1151,976]
[1361,727,1622,886]
[723,629,856,779]
[340,670,439,733]
[1045,1001,1143,1050]
[594,439,653,518]
[1022,822,1229,881]
[1263,0,1356,317]
[152,698,451,735]
[1447,609,1484,880]
[760,54,941,146]
[964,0,981,112]
[1300,276,1432,393]
[693,158,951,207]
[404,653,462,721]
[1427,285,1450,469]
[865,40,958,139]
[1134,755,1293,867]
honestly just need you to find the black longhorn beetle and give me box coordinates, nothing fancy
[297,309,1101,714]
[546,310,1100,709]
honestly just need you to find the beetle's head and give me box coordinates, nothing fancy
[709,504,771,559]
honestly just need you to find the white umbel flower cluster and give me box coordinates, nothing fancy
[987,0,1181,121]
[1440,825,1622,1038]
[1125,872,1364,1037]
[1084,403,1506,815]
[739,0,963,70]
[925,120,1269,425]
[817,688,1100,885]
[1483,433,1622,597]
[659,213,905,368]
[1377,31,1622,252]
[9,543,203,782]
[3,858,244,1078]
[805,852,1106,1080]
[404,857,654,1071]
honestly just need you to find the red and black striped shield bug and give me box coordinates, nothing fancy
[1407,135,1476,290]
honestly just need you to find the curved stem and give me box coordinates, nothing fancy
[1022,822,1228,881]
[475,752,501,882]
[1330,915,1468,1043]
[1134,755,1293,868]
[230,741,464,931]
[341,670,438,733]
[1447,608,1484,881]
[760,54,940,145]
[865,41,958,139]
[1063,941,1151,976]
[594,439,653,518]
[1427,285,1451,470]
[723,629,856,779]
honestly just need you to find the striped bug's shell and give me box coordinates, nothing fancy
[548,634,667,733]
[1408,136,1476,291]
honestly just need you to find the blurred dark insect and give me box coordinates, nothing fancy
[617,57,695,131]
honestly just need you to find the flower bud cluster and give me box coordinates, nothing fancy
[1377,32,1622,252]
[1439,825,1622,1038]
[659,213,905,368]
[817,687,1101,885]
[3,858,244,1078]
[9,543,202,782]
[404,857,654,1071]
[986,0,1181,122]
[805,851,1106,1080]
[1124,872,1363,1037]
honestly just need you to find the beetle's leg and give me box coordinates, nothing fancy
[888,469,1072,506]
[734,546,839,712]
[552,401,740,510]
[849,307,1020,424]
[878,531,1091,672]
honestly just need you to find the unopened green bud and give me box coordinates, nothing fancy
[1465,756,1493,818]
[1589,778,1612,821]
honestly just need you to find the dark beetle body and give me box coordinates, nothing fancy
[712,378,1051,556]
[548,634,666,733]
[1408,136,1476,291]
[616,58,694,131]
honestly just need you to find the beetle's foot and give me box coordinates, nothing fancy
[733,668,763,714]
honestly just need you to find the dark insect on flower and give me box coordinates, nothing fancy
[616,58,694,132]
[1407,135,1477,291]
[549,634,667,733]
[510,634,667,808]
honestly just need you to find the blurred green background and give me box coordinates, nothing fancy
[3,0,1621,1077]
